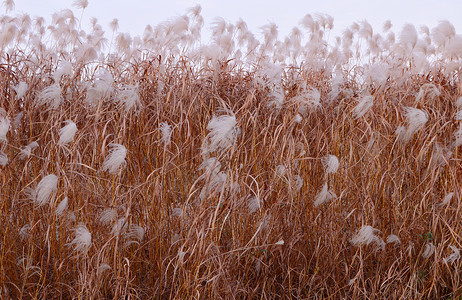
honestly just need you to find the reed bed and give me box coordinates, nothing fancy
[0,1,461,298]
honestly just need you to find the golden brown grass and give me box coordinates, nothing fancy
[0,55,461,299]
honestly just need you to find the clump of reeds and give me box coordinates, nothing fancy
[0,1,461,299]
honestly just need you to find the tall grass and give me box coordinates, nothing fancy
[0,1,461,298]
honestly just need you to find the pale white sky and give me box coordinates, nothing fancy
[9,0,462,40]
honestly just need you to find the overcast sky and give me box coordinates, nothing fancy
[9,0,462,41]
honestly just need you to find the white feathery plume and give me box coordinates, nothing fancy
[159,122,172,146]
[276,165,286,177]
[0,150,8,166]
[294,114,302,123]
[294,175,303,192]
[350,225,385,251]
[386,234,401,244]
[431,20,455,48]
[19,141,39,159]
[202,113,238,155]
[58,120,77,145]
[102,143,127,174]
[275,239,284,245]
[443,246,460,264]
[35,174,58,206]
[247,196,260,214]
[383,20,392,32]
[109,18,119,32]
[455,109,462,121]
[86,70,114,107]
[172,207,183,218]
[3,0,14,12]
[53,61,73,82]
[267,86,284,109]
[422,242,435,258]
[68,223,92,254]
[295,87,321,115]
[199,170,228,200]
[14,112,22,128]
[399,23,418,49]
[199,157,221,179]
[56,196,68,216]
[454,123,462,148]
[72,0,88,9]
[19,224,30,241]
[126,224,145,242]
[428,143,452,169]
[353,95,374,119]
[111,218,127,236]
[442,192,454,206]
[13,81,28,99]
[323,154,339,174]
[365,64,388,87]
[396,107,428,143]
[36,83,62,109]
[415,83,440,103]
[97,263,112,274]
[115,84,142,113]
[0,109,10,142]
[314,182,337,207]
[456,96,462,109]
[99,208,117,225]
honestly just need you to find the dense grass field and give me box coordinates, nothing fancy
[0,1,462,298]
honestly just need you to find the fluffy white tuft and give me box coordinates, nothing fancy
[422,242,435,258]
[202,113,238,155]
[353,95,374,119]
[199,170,228,200]
[172,207,183,218]
[247,196,260,214]
[294,114,303,123]
[399,23,418,49]
[294,175,303,191]
[115,85,142,112]
[56,197,68,216]
[68,223,92,254]
[73,0,88,9]
[58,120,77,145]
[442,192,454,205]
[19,224,30,241]
[111,218,127,236]
[0,110,10,142]
[0,150,8,166]
[443,246,460,264]
[159,122,172,146]
[294,87,321,115]
[126,224,145,242]
[13,81,28,99]
[350,225,385,251]
[456,96,462,109]
[35,174,58,206]
[53,61,73,81]
[314,182,337,207]
[99,208,117,225]
[36,83,62,109]
[396,107,428,143]
[85,70,113,107]
[323,154,339,174]
[415,83,440,104]
[19,141,39,159]
[455,109,462,121]
[454,123,462,148]
[102,143,127,174]
[386,234,401,244]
